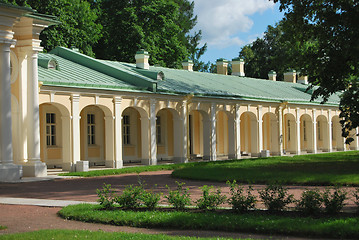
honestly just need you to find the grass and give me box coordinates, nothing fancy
[59,204,359,239]
[58,162,194,177]
[60,151,359,186]
[172,151,359,185]
[0,229,247,240]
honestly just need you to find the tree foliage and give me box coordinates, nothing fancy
[273,0,359,142]
[94,0,205,68]
[2,0,103,57]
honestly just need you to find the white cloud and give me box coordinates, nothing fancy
[192,0,275,49]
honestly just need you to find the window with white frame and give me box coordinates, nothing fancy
[303,121,307,141]
[46,113,56,146]
[156,116,162,144]
[332,123,335,140]
[318,121,322,140]
[87,114,95,145]
[123,115,130,145]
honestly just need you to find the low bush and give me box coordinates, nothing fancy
[165,182,191,210]
[322,186,347,214]
[96,183,116,210]
[296,188,322,215]
[259,183,294,212]
[142,184,162,210]
[227,180,256,212]
[115,184,144,209]
[196,185,226,211]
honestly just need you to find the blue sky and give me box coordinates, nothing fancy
[192,0,284,64]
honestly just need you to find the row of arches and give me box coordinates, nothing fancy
[22,101,357,170]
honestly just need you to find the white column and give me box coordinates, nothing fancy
[104,116,114,167]
[257,105,263,156]
[71,94,81,171]
[113,97,123,168]
[210,103,217,161]
[327,110,333,152]
[180,100,188,163]
[61,116,72,171]
[149,99,157,165]
[355,128,359,150]
[312,109,317,154]
[235,104,241,159]
[278,106,284,156]
[0,41,22,181]
[295,108,301,155]
[22,50,47,177]
[228,115,236,159]
[16,50,28,164]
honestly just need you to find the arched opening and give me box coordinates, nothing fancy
[240,112,258,156]
[332,116,345,151]
[284,113,297,154]
[189,110,210,160]
[156,108,182,162]
[216,110,235,159]
[122,106,149,165]
[39,102,71,170]
[80,105,107,166]
[262,112,279,155]
[300,114,313,153]
[316,115,329,152]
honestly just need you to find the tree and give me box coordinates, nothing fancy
[94,0,206,68]
[239,21,302,81]
[1,0,103,57]
[273,0,359,143]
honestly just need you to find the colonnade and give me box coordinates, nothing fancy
[34,93,358,172]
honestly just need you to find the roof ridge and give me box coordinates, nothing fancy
[49,47,158,91]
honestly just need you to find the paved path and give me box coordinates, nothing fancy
[0,170,356,239]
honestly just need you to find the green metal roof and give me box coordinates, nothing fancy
[39,47,340,106]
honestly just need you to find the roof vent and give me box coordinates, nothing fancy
[182,59,193,71]
[297,72,308,84]
[135,49,150,70]
[268,70,276,81]
[284,69,296,83]
[216,58,228,75]
[232,57,245,76]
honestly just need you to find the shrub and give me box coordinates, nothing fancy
[196,185,226,211]
[353,188,359,212]
[115,184,144,209]
[142,185,162,210]
[96,183,116,210]
[227,180,256,212]
[322,186,347,214]
[296,189,323,215]
[165,182,191,210]
[259,183,294,212]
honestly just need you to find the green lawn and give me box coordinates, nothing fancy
[59,204,359,239]
[0,229,246,240]
[60,151,359,186]
[172,151,359,185]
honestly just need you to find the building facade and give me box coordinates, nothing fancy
[1,4,358,181]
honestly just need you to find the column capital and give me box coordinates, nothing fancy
[113,96,122,104]
[71,94,80,102]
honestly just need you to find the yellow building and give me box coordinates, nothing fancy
[1,3,358,181]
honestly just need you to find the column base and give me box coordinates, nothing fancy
[173,157,188,164]
[22,161,47,177]
[76,161,89,172]
[62,162,76,172]
[106,160,115,168]
[115,161,123,169]
[0,164,23,182]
